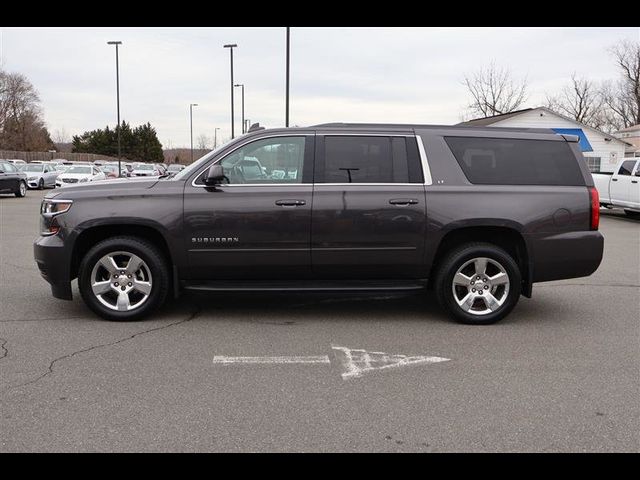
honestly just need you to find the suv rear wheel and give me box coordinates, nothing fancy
[435,243,521,325]
[78,236,169,321]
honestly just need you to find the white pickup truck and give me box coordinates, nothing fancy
[593,158,640,218]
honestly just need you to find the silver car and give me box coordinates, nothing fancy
[20,163,59,189]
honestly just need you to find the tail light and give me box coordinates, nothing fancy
[589,186,599,230]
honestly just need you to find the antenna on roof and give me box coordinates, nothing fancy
[247,122,265,133]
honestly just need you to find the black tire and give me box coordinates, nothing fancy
[624,209,640,219]
[434,242,521,325]
[38,178,44,190]
[78,236,170,321]
[14,181,26,198]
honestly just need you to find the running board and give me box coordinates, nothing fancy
[183,280,427,293]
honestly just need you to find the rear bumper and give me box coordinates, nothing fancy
[34,234,73,300]
[528,230,604,283]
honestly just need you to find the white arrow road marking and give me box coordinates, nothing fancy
[212,345,450,380]
[212,355,330,364]
[331,345,450,379]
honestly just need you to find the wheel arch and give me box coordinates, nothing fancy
[70,221,174,281]
[427,225,532,297]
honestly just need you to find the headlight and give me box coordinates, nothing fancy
[41,199,73,216]
[79,177,88,182]
[28,177,36,181]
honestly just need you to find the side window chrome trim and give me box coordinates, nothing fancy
[190,133,310,188]
[415,135,433,186]
[315,183,421,187]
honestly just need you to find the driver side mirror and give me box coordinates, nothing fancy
[204,164,226,185]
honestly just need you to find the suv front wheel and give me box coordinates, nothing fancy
[78,236,169,321]
[435,243,521,325]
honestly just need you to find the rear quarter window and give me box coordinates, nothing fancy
[444,136,585,186]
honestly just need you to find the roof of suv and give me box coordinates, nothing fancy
[247,123,556,136]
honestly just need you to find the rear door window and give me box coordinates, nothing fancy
[444,136,585,186]
[320,136,422,183]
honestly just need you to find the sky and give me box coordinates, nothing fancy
[1,27,638,148]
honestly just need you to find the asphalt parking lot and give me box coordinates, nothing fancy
[0,189,638,452]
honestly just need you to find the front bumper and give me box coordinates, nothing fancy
[27,179,41,188]
[34,234,73,300]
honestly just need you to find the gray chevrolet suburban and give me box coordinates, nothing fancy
[34,123,604,324]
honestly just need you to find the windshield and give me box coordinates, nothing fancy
[23,164,45,172]
[102,165,118,172]
[135,164,154,170]
[65,166,92,174]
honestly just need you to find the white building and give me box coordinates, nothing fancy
[460,107,629,173]
[613,124,640,158]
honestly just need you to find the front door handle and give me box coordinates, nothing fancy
[632,180,638,184]
[612,178,618,181]
[275,199,306,207]
[389,198,418,206]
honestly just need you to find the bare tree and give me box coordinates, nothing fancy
[196,134,210,150]
[53,127,69,144]
[463,63,528,118]
[545,73,608,129]
[601,39,640,130]
[0,69,53,150]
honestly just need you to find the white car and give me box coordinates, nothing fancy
[6,159,26,166]
[593,158,640,218]
[55,165,106,187]
[131,163,163,177]
[21,163,59,189]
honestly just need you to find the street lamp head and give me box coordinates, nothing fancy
[191,103,199,107]
[107,41,122,45]
[223,44,238,48]
[234,84,244,87]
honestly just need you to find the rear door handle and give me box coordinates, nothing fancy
[632,180,638,184]
[612,178,618,181]
[275,199,306,207]
[389,198,418,205]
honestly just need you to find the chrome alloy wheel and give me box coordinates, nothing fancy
[90,251,153,311]
[19,182,26,196]
[451,257,510,316]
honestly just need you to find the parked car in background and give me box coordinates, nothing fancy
[21,162,59,189]
[593,158,640,218]
[166,164,185,173]
[131,163,163,177]
[167,163,185,171]
[55,164,106,187]
[6,159,27,166]
[55,164,70,174]
[0,161,27,197]
[100,164,120,179]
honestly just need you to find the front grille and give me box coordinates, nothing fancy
[62,178,79,183]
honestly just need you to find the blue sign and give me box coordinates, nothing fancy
[552,128,594,152]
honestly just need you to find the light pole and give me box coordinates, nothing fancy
[189,103,198,163]
[107,41,122,176]
[214,127,220,149]
[223,44,237,138]
[285,27,290,127]
[234,83,245,134]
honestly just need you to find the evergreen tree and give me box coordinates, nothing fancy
[72,121,164,161]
